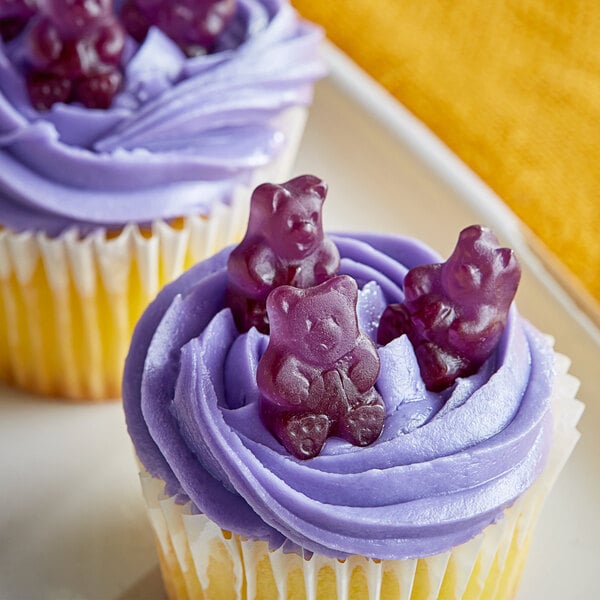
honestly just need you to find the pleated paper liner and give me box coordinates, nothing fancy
[0,107,308,402]
[0,204,244,401]
[137,349,583,600]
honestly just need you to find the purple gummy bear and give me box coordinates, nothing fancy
[120,0,236,56]
[257,275,385,460]
[227,175,340,334]
[24,0,125,110]
[377,225,521,392]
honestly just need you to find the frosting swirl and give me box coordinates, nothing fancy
[0,0,324,235]
[123,233,555,559]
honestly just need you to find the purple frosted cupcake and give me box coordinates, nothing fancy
[0,0,324,400]
[123,175,582,599]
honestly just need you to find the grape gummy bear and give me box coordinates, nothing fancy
[377,225,521,392]
[24,0,125,110]
[120,0,236,56]
[227,174,340,334]
[257,275,385,460]
[0,0,36,41]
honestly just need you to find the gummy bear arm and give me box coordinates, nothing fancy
[404,265,439,302]
[229,243,277,296]
[346,337,380,393]
[263,354,312,408]
[28,19,62,69]
[448,314,505,360]
[312,239,341,282]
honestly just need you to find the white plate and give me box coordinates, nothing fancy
[1,44,598,600]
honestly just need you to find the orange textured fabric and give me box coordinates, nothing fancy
[293,0,600,304]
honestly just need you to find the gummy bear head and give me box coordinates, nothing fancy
[441,225,520,308]
[47,0,113,33]
[249,175,328,260]
[267,275,359,366]
[158,0,236,48]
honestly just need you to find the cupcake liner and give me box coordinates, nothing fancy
[0,107,308,401]
[0,209,235,401]
[136,348,583,600]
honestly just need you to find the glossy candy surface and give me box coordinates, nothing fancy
[258,275,385,460]
[227,175,340,334]
[24,0,124,110]
[378,225,521,391]
[120,0,236,56]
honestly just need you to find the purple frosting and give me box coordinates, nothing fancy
[123,233,555,560]
[0,0,324,235]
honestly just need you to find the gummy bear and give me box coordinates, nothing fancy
[377,225,521,392]
[0,0,36,41]
[257,275,385,460]
[120,0,236,56]
[24,0,125,110]
[227,174,340,334]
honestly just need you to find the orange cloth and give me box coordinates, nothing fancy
[293,0,600,305]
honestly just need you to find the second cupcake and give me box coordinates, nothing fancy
[0,0,324,400]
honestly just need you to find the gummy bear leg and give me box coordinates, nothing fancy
[279,413,331,460]
[416,342,467,392]
[338,402,385,447]
[377,303,410,345]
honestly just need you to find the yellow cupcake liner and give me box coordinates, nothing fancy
[0,206,244,401]
[0,107,308,402]
[137,350,583,600]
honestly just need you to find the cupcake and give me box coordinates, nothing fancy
[0,0,324,400]
[123,175,583,599]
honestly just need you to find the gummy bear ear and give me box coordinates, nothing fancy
[267,285,299,317]
[494,247,515,269]
[284,174,328,203]
[271,187,291,213]
[330,274,358,303]
[457,224,485,248]
[308,178,328,202]
[251,183,289,216]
